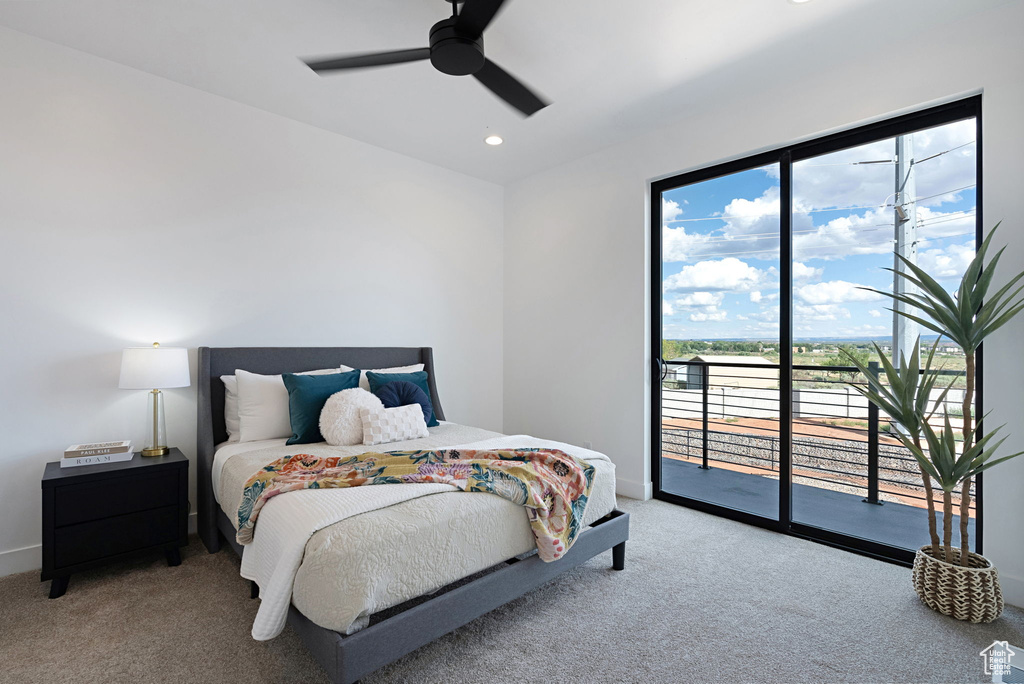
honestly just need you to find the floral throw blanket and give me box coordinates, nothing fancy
[236,448,595,562]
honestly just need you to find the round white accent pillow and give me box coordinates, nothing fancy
[320,388,384,446]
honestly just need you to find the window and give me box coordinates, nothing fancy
[651,96,982,563]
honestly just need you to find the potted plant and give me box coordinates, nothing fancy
[842,225,1024,622]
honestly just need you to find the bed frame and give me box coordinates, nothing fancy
[197,346,629,684]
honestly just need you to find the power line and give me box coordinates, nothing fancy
[663,212,973,256]
[800,159,894,168]
[918,212,976,229]
[663,183,976,225]
[795,140,974,169]
[666,223,894,246]
[664,226,976,260]
[914,140,975,165]
[918,208,974,223]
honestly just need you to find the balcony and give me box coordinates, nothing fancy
[658,359,975,558]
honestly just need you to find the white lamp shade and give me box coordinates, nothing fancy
[119,346,191,389]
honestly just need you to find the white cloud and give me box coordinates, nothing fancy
[666,201,977,264]
[795,280,883,305]
[793,261,823,281]
[791,120,975,216]
[663,198,683,222]
[674,291,725,308]
[666,198,973,266]
[670,292,728,322]
[915,206,977,242]
[795,303,851,321]
[752,305,780,323]
[662,185,785,263]
[868,309,882,318]
[721,187,781,230]
[749,290,779,304]
[663,300,674,316]
[663,257,767,293]
[793,207,894,260]
[689,311,728,322]
[917,240,976,280]
[661,119,976,266]
[736,314,750,321]
[793,205,974,264]
[907,120,977,208]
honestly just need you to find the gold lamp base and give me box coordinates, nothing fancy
[141,446,169,457]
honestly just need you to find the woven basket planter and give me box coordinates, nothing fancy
[912,546,1003,623]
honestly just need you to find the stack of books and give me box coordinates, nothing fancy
[61,441,134,468]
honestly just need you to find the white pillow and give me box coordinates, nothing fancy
[338,363,425,392]
[320,388,385,446]
[234,367,340,443]
[220,375,240,443]
[360,404,429,446]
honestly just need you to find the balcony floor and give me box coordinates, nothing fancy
[660,458,975,552]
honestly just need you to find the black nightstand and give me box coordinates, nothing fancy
[41,448,188,598]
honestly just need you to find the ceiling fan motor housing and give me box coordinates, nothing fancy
[429,18,485,76]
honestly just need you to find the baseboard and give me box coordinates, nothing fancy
[0,511,198,578]
[616,477,652,501]
[0,544,42,577]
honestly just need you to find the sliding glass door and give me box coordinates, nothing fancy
[657,162,782,521]
[651,97,982,563]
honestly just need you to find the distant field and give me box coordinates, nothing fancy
[663,340,968,388]
[793,351,967,372]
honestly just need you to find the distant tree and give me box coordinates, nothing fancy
[822,346,871,380]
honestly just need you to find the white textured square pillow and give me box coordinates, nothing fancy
[338,363,424,392]
[234,367,339,443]
[360,404,429,446]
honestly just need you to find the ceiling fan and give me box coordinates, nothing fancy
[303,0,549,117]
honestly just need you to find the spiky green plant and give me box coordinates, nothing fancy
[855,224,1024,566]
[910,416,1024,563]
[842,339,953,556]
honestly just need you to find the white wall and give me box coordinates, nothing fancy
[503,3,1024,604]
[0,27,504,575]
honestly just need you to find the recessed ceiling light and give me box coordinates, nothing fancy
[484,135,504,146]
[789,0,813,4]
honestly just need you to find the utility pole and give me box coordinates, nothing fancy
[892,135,919,365]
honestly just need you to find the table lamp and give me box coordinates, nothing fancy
[119,343,190,456]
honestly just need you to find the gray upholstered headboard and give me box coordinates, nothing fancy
[195,346,444,552]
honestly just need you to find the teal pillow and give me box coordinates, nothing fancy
[282,370,360,445]
[365,371,439,427]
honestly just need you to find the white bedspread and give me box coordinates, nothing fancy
[215,425,616,640]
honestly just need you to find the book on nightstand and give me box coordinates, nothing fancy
[64,440,132,458]
[61,441,134,468]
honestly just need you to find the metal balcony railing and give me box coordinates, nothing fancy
[660,358,975,515]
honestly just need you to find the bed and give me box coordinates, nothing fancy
[197,346,629,684]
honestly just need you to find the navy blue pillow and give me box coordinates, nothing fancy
[365,371,439,427]
[282,370,360,445]
[373,380,432,427]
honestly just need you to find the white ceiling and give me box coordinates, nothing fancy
[0,0,1006,184]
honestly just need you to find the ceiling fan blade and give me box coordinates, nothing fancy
[455,0,508,38]
[473,59,549,117]
[304,47,430,73]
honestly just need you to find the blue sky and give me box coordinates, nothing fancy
[661,119,977,340]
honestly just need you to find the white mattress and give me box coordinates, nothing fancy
[214,423,617,635]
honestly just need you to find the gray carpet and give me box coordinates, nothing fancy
[1,497,1021,683]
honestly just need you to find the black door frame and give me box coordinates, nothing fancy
[650,95,983,565]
